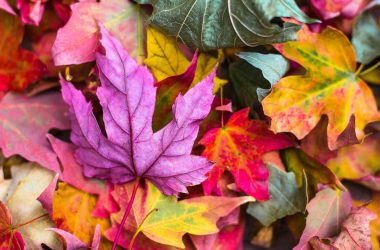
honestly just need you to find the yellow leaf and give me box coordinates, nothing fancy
[144,27,189,81]
[262,26,380,150]
[112,181,254,248]
[52,183,111,248]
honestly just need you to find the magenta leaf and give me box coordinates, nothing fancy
[49,225,101,250]
[60,25,215,195]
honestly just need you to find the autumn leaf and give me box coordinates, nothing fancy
[309,206,376,250]
[0,11,46,95]
[139,0,316,51]
[0,201,24,250]
[0,92,69,173]
[294,188,352,250]
[191,222,245,250]
[52,0,144,65]
[108,180,254,248]
[144,27,222,130]
[247,164,307,226]
[262,26,380,150]
[200,108,293,200]
[47,135,117,218]
[61,25,214,195]
[52,183,112,248]
[1,163,62,249]
[326,134,380,190]
[280,148,345,196]
[310,0,366,20]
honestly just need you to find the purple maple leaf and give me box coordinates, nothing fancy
[60,25,215,195]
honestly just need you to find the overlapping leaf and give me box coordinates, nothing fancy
[0,93,69,172]
[0,11,46,96]
[262,26,380,150]
[140,0,316,51]
[53,0,143,65]
[61,25,215,195]
[200,108,293,200]
[108,180,254,248]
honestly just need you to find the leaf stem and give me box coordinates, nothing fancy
[128,208,158,250]
[112,178,140,250]
[360,61,380,76]
[220,86,224,127]
[14,213,49,229]
[355,63,365,76]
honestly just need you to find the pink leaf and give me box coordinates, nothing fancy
[52,0,141,65]
[0,92,70,172]
[37,173,59,216]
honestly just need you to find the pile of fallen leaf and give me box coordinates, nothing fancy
[1,0,380,249]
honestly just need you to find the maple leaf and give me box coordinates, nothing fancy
[47,135,118,218]
[294,188,352,250]
[106,180,254,248]
[0,92,69,172]
[52,183,112,248]
[199,108,293,200]
[309,206,376,250]
[0,201,24,250]
[61,25,215,195]
[0,11,46,96]
[53,0,143,65]
[262,26,380,150]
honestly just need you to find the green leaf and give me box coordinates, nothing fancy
[142,0,316,51]
[280,148,345,196]
[247,164,307,226]
[352,1,380,64]
[237,52,289,101]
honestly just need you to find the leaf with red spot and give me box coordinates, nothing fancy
[199,108,293,200]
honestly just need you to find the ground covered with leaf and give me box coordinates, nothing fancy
[1,0,380,249]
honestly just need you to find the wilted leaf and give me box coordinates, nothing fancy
[109,180,254,248]
[141,0,315,51]
[262,26,380,150]
[200,108,293,200]
[247,164,307,226]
